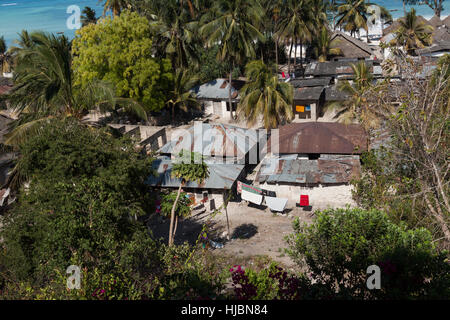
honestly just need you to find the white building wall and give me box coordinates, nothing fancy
[260,183,356,209]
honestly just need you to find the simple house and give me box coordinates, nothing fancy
[329,31,382,61]
[148,122,261,211]
[256,122,367,208]
[290,77,332,120]
[415,41,450,58]
[304,60,382,80]
[108,124,167,153]
[190,78,246,120]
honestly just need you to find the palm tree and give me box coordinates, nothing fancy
[0,36,12,74]
[101,0,129,17]
[328,61,380,129]
[276,0,314,74]
[169,150,209,245]
[200,0,265,120]
[336,0,370,37]
[81,7,98,27]
[238,60,293,129]
[149,1,199,70]
[4,32,145,147]
[313,27,343,62]
[166,69,199,123]
[393,8,433,55]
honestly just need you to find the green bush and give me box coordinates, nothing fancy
[286,208,450,299]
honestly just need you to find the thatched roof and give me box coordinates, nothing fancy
[433,27,450,43]
[383,15,431,35]
[330,31,375,59]
[428,15,443,28]
[443,15,450,28]
[416,41,450,55]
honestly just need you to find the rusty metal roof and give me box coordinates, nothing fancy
[146,156,245,190]
[159,122,259,160]
[257,154,361,184]
[270,122,367,155]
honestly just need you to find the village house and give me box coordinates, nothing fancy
[190,78,246,120]
[147,122,261,211]
[329,31,383,61]
[255,122,367,208]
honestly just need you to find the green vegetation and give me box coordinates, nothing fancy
[287,208,450,299]
[72,11,173,113]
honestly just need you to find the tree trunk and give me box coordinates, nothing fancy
[223,191,231,241]
[275,35,279,72]
[173,215,179,241]
[300,38,303,67]
[367,29,370,44]
[229,66,234,120]
[288,40,293,75]
[172,103,175,124]
[169,183,183,245]
[294,37,297,71]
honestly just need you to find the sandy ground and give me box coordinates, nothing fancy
[149,200,317,270]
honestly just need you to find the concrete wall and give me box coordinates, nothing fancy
[259,182,356,209]
[203,100,235,120]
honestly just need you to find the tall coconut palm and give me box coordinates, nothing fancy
[238,60,293,129]
[313,27,343,62]
[200,0,265,120]
[0,36,12,74]
[336,0,370,37]
[393,8,433,55]
[149,2,199,70]
[169,150,209,245]
[166,69,200,123]
[81,7,98,27]
[4,32,146,147]
[276,0,314,74]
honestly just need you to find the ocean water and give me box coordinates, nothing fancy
[0,0,104,46]
[0,0,449,46]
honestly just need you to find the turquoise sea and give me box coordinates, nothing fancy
[0,0,449,46]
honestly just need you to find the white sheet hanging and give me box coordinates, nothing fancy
[241,189,263,205]
[265,196,288,212]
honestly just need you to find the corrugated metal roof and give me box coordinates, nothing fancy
[159,122,259,160]
[257,154,361,184]
[269,122,367,155]
[294,86,324,101]
[305,60,377,77]
[289,77,332,88]
[190,78,244,101]
[146,156,245,189]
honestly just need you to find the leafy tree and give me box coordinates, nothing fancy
[238,60,293,129]
[200,0,265,120]
[81,7,98,27]
[72,11,173,113]
[169,150,209,245]
[0,119,157,284]
[161,191,192,241]
[287,208,450,299]
[393,8,433,55]
[355,55,450,247]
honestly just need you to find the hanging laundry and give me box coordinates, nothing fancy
[242,189,264,205]
[238,181,263,194]
[265,196,288,212]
